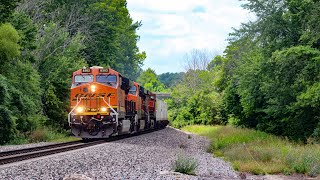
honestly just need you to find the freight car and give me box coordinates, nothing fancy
[68,66,169,139]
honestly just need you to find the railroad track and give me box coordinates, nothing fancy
[0,140,106,166]
[0,128,160,166]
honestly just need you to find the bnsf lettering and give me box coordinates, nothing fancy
[72,93,114,101]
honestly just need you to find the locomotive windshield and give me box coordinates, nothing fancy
[97,75,117,87]
[129,86,137,95]
[74,75,94,83]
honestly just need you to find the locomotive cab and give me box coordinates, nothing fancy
[68,67,121,138]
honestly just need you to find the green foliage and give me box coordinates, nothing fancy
[259,46,320,139]
[0,23,20,62]
[84,0,145,79]
[183,125,320,176]
[173,154,198,175]
[36,23,86,128]
[10,12,38,61]
[5,61,45,133]
[0,75,10,105]
[0,106,17,144]
[191,0,320,142]
[0,0,145,144]
[0,0,20,23]
[0,75,17,144]
[158,72,184,88]
[137,68,166,92]
[168,60,225,127]
[0,51,44,144]
[28,127,69,143]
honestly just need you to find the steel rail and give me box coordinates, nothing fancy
[0,140,84,158]
[0,140,105,165]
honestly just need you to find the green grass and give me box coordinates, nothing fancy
[6,128,80,145]
[182,125,320,177]
[48,136,80,143]
[28,128,80,143]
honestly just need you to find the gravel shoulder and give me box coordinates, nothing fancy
[0,127,239,180]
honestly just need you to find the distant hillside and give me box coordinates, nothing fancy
[158,72,185,88]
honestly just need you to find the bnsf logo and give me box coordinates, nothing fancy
[72,93,115,101]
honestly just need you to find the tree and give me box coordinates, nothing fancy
[35,23,86,128]
[158,72,184,88]
[83,0,145,79]
[0,0,20,23]
[0,23,20,65]
[169,0,320,142]
[183,49,213,93]
[137,68,165,92]
[218,0,320,141]
[0,0,148,143]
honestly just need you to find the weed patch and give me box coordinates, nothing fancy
[173,154,198,175]
[28,127,78,143]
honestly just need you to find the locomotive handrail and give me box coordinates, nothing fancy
[102,97,119,127]
[68,97,85,125]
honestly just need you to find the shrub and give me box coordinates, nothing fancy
[29,127,67,142]
[173,154,198,175]
[0,106,17,144]
[7,135,28,145]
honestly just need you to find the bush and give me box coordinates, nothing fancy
[173,154,198,175]
[29,127,67,142]
[7,135,28,145]
[0,106,17,144]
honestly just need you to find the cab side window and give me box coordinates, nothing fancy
[129,86,137,95]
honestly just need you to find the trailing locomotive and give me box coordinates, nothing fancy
[68,66,169,139]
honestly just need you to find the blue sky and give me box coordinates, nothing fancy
[127,0,252,74]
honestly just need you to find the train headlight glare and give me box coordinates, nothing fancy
[91,85,96,92]
[76,107,83,113]
[101,107,107,112]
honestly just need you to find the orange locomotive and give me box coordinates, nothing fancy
[68,66,168,139]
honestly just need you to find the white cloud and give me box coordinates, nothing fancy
[127,0,253,74]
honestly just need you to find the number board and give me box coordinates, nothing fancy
[82,68,91,73]
[99,68,109,73]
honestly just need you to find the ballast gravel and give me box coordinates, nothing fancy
[0,127,240,180]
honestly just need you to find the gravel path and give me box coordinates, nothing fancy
[0,142,57,153]
[0,127,239,180]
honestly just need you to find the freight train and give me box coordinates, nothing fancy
[68,66,169,139]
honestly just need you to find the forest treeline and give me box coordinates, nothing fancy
[169,0,320,142]
[0,0,145,144]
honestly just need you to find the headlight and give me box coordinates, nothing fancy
[101,107,107,112]
[76,107,84,113]
[91,85,96,92]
